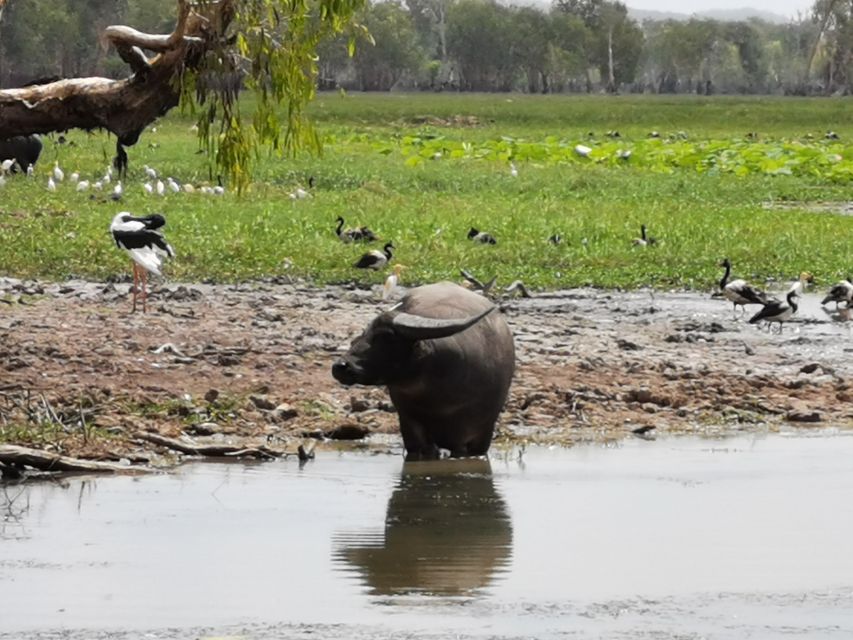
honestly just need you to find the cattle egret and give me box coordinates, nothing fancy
[182,184,195,194]
[26,165,34,177]
[144,165,158,180]
[510,162,518,177]
[47,177,56,191]
[76,180,90,192]
[382,264,407,300]
[0,159,14,174]
[143,182,154,195]
[289,187,309,200]
[112,181,123,199]
[110,212,174,313]
[355,242,394,269]
[213,185,225,195]
[93,180,103,190]
[53,162,64,182]
[200,186,214,195]
[156,180,165,196]
[574,144,592,157]
[70,172,79,184]
[167,178,180,193]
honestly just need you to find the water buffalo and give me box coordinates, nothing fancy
[0,135,42,172]
[332,282,515,459]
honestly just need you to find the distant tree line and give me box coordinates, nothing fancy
[2,0,853,95]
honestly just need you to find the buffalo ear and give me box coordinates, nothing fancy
[390,306,495,341]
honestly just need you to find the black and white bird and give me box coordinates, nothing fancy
[110,212,175,313]
[355,241,394,270]
[749,290,798,333]
[632,224,657,247]
[335,216,376,243]
[468,227,497,244]
[821,278,853,309]
[548,233,562,245]
[719,258,769,316]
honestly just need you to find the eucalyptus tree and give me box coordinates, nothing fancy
[0,0,366,190]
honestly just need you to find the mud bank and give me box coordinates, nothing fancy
[0,276,850,466]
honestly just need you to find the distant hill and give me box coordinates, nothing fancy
[627,7,792,24]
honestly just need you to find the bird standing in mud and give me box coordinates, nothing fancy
[382,264,407,301]
[110,212,175,313]
[719,258,769,317]
[749,290,799,333]
[822,278,853,309]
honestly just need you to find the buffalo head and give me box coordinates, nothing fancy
[332,305,495,387]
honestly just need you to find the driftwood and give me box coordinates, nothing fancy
[0,0,235,144]
[0,444,151,475]
[135,432,294,460]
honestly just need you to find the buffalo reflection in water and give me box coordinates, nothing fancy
[333,458,513,597]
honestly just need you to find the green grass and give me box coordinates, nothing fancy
[1,92,852,291]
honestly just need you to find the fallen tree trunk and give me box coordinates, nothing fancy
[0,444,151,475]
[0,0,234,145]
[135,432,289,460]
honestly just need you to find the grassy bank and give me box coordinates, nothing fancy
[1,93,852,290]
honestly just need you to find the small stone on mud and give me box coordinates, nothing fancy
[350,396,371,412]
[274,403,298,421]
[616,338,643,351]
[799,363,821,374]
[250,394,276,411]
[204,389,220,403]
[787,410,822,423]
[327,424,370,440]
[187,422,217,436]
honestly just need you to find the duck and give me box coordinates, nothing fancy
[632,224,656,247]
[355,242,394,270]
[821,278,853,309]
[749,290,798,333]
[719,258,770,315]
[467,227,497,245]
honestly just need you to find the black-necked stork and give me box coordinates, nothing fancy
[749,290,798,333]
[110,212,175,313]
[719,258,769,316]
[468,227,497,244]
[355,242,394,270]
[822,278,853,309]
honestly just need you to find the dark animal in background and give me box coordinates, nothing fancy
[0,135,43,172]
[332,282,515,460]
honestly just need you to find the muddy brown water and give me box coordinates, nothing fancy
[2,434,853,639]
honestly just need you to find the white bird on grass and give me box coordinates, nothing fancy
[76,180,90,192]
[26,164,34,177]
[93,180,103,191]
[1,159,15,174]
[182,184,195,194]
[110,212,175,313]
[156,180,165,196]
[167,178,180,193]
[53,162,64,182]
[70,172,79,184]
[112,181,123,200]
[143,182,154,195]
[509,162,518,178]
[144,165,158,180]
[213,185,225,195]
[47,177,56,192]
[289,187,309,200]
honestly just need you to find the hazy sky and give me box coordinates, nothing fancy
[626,0,814,18]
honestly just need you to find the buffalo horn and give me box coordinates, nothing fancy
[391,306,495,340]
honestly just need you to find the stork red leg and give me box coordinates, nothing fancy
[131,263,138,313]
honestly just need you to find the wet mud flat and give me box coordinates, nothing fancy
[0,277,851,465]
[2,434,853,639]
